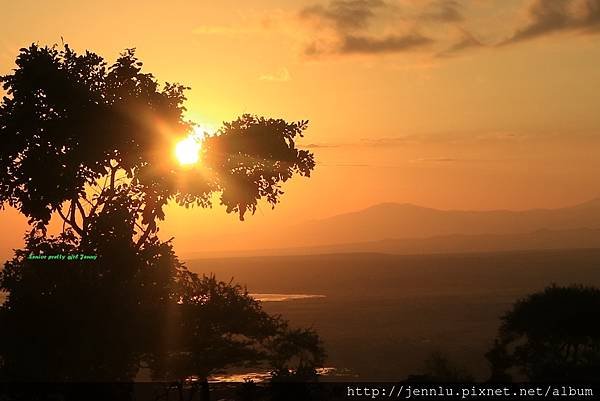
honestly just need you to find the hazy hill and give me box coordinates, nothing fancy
[194,228,600,258]
[292,198,600,246]
[186,199,600,257]
[318,228,600,255]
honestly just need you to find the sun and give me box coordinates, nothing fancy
[175,135,201,165]
[174,124,213,166]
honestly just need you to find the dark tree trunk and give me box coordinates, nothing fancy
[200,378,210,401]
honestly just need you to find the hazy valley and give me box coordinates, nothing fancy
[188,249,600,379]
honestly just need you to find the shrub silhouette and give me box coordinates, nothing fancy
[406,351,474,382]
[486,284,600,382]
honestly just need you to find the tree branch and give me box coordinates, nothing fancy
[109,162,120,192]
[135,220,155,250]
[75,198,86,222]
[57,205,84,236]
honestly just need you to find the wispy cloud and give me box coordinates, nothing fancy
[299,0,436,56]
[301,130,554,150]
[192,25,259,36]
[302,136,420,149]
[259,68,291,82]
[437,29,484,57]
[339,33,434,54]
[420,0,464,23]
[296,0,600,58]
[202,1,600,60]
[359,136,421,147]
[409,156,506,163]
[475,131,528,142]
[502,0,600,45]
[412,157,460,163]
[303,143,342,149]
[319,162,375,167]
[300,0,386,30]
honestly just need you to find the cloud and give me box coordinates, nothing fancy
[302,130,589,156]
[295,0,483,57]
[295,0,600,58]
[411,157,459,163]
[259,68,291,82]
[319,162,374,167]
[299,0,436,55]
[303,143,342,148]
[475,131,528,142]
[420,0,464,22]
[410,156,503,163]
[359,136,419,147]
[193,1,600,62]
[300,0,386,30]
[502,0,600,45]
[300,136,416,149]
[192,25,256,36]
[437,29,484,57]
[339,32,434,53]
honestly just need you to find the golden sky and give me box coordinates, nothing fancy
[1,0,600,258]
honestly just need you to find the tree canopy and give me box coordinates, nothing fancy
[0,43,323,386]
[486,285,600,382]
[0,44,315,237]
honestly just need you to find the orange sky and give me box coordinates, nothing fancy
[1,0,600,259]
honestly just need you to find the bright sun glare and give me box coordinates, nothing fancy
[175,126,207,166]
[175,137,200,165]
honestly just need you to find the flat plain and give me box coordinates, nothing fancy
[188,248,600,380]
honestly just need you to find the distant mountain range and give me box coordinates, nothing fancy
[295,198,600,244]
[187,199,600,258]
[191,228,600,258]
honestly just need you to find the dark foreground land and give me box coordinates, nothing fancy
[188,248,600,380]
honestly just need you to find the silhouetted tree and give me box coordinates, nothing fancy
[486,285,600,382]
[405,351,473,382]
[0,44,314,236]
[0,43,322,392]
[485,339,512,382]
